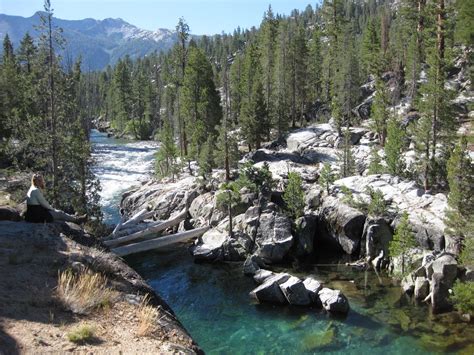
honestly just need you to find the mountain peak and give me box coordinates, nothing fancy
[0,13,180,70]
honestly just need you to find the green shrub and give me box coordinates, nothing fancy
[319,162,335,194]
[366,187,387,217]
[67,324,95,344]
[283,171,305,219]
[389,211,417,275]
[235,161,275,195]
[451,280,474,314]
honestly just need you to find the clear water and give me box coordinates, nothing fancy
[128,249,474,354]
[91,131,474,354]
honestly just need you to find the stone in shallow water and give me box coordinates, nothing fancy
[318,288,350,314]
[303,277,322,304]
[253,269,274,284]
[279,276,312,306]
[249,273,291,304]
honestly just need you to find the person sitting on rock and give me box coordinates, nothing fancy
[25,173,87,224]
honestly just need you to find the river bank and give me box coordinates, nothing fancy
[0,218,201,354]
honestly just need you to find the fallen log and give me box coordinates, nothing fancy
[108,221,164,239]
[112,226,210,256]
[122,208,155,227]
[107,191,190,240]
[104,208,188,248]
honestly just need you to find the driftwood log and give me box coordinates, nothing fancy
[111,226,210,256]
[104,208,188,248]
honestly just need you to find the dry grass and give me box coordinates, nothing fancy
[57,269,116,315]
[137,295,160,337]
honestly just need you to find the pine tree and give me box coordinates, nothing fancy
[385,117,406,176]
[112,58,132,132]
[38,0,65,204]
[174,17,190,157]
[155,119,179,180]
[361,18,380,77]
[215,124,239,173]
[368,147,384,174]
[283,171,305,219]
[339,129,356,177]
[198,135,216,179]
[259,5,278,135]
[371,77,390,145]
[308,28,323,104]
[181,46,222,159]
[444,136,474,239]
[319,162,335,194]
[274,21,291,136]
[241,79,267,150]
[389,211,417,275]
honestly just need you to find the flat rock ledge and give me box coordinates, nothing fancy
[249,270,350,314]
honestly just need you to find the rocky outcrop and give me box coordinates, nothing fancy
[318,196,366,255]
[121,176,198,220]
[398,252,460,314]
[333,175,451,253]
[191,206,294,264]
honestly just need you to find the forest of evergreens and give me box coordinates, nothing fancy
[0,1,472,260]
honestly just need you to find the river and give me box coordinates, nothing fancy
[90,129,474,354]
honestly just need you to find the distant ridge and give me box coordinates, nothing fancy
[0,12,180,70]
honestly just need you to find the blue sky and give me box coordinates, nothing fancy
[1,0,318,35]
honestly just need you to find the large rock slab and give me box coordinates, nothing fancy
[189,192,215,224]
[431,272,453,313]
[279,276,312,306]
[318,196,366,255]
[414,277,430,300]
[318,288,350,314]
[121,176,198,220]
[429,254,458,286]
[249,273,291,304]
[191,229,227,261]
[254,212,294,263]
[361,217,393,259]
[294,215,317,257]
